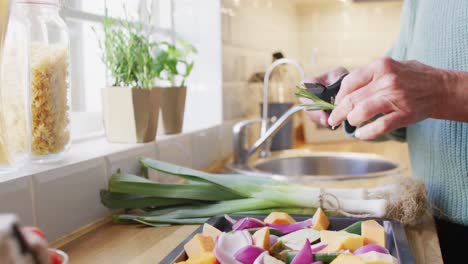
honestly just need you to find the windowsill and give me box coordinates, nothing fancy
[0,124,223,184]
[0,137,142,183]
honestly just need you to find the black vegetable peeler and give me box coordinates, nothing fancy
[303,74,357,135]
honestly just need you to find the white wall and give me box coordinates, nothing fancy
[174,0,224,131]
[297,0,402,76]
[221,0,300,120]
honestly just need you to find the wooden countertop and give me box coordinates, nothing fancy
[58,140,443,264]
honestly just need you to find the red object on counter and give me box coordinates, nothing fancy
[49,251,63,264]
[23,226,46,240]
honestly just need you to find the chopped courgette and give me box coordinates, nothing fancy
[341,221,362,235]
[280,251,340,264]
[247,227,283,236]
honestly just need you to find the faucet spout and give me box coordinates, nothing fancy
[233,105,303,165]
[249,105,303,157]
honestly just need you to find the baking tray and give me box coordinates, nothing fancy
[160,215,415,264]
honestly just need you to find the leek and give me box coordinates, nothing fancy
[100,190,201,209]
[140,198,279,220]
[101,158,427,226]
[140,159,389,216]
[113,198,282,224]
[109,173,243,201]
[135,218,209,225]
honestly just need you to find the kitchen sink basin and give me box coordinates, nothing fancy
[228,149,402,182]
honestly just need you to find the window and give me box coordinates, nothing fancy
[62,0,222,140]
[61,0,174,139]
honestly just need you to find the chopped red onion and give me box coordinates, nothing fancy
[354,244,389,255]
[290,239,313,264]
[233,217,265,231]
[311,242,328,253]
[266,219,312,234]
[234,245,265,264]
[214,230,252,264]
[253,251,268,264]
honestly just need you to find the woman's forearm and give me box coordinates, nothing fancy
[435,70,468,122]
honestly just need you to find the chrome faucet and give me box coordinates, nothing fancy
[233,59,305,166]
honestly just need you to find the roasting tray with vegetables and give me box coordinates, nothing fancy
[161,210,414,264]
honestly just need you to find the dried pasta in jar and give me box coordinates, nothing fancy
[30,43,70,158]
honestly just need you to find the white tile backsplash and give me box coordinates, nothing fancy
[156,133,193,183]
[0,177,34,226]
[222,0,300,124]
[219,120,237,159]
[106,143,158,180]
[191,126,221,170]
[32,158,109,242]
[222,48,248,83]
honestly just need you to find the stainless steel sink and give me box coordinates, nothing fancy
[229,149,402,182]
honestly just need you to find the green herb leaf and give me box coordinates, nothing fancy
[97,6,196,88]
[295,85,335,111]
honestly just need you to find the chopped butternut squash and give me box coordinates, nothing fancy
[202,223,222,241]
[319,230,364,253]
[311,207,330,230]
[177,252,217,264]
[252,226,270,250]
[264,212,296,225]
[361,220,386,248]
[183,234,215,258]
[330,254,366,264]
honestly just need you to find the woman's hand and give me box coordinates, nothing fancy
[328,57,456,140]
[301,67,349,126]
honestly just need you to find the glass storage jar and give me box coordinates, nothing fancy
[0,0,30,173]
[17,0,71,162]
[0,0,12,173]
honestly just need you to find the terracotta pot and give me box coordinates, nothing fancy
[159,86,187,134]
[102,87,161,143]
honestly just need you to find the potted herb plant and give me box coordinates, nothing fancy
[154,40,196,134]
[99,15,161,143]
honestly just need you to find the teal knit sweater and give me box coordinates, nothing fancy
[388,0,468,225]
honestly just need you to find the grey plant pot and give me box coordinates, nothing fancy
[159,86,187,134]
[102,87,161,143]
